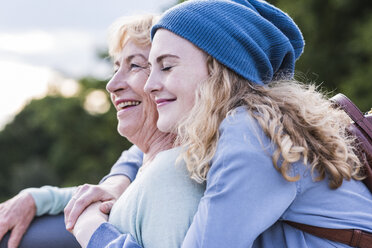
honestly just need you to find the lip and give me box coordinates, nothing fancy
[155,98,176,108]
[114,98,140,110]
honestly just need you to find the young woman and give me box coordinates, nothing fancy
[142,0,372,247]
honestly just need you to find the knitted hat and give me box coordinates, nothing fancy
[151,0,305,85]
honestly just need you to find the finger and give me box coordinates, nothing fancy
[7,225,27,248]
[64,185,87,223]
[65,191,97,230]
[99,200,115,214]
[0,226,10,244]
[64,196,77,225]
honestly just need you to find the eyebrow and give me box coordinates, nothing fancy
[126,53,148,63]
[114,53,148,67]
[156,54,180,63]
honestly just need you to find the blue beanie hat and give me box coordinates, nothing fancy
[151,0,305,85]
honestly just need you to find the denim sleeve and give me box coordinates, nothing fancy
[100,145,143,183]
[182,110,297,247]
[87,223,142,248]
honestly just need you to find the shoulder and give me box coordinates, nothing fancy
[218,106,272,151]
[209,106,282,185]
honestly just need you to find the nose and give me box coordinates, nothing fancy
[144,70,162,94]
[106,70,127,94]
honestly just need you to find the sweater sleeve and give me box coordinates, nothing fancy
[87,223,142,248]
[21,186,76,216]
[182,110,297,248]
[100,145,144,183]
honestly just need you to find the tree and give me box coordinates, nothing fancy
[0,77,132,200]
[271,0,372,111]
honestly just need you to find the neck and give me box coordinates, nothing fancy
[143,132,176,166]
[133,129,176,166]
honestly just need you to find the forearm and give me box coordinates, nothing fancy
[87,223,142,248]
[101,175,131,197]
[21,186,76,216]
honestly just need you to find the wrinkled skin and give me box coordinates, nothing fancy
[64,175,130,231]
[72,202,108,248]
[0,192,36,248]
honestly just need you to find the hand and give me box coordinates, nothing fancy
[72,202,108,248]
[0,192,36,248]
[64,175,130,231]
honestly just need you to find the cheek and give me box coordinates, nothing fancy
[142,95,157,116]
[179,80,201,107]
[110,93,115,105]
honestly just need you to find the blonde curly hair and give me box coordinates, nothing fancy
[107,14,158,59]
[177,57,363,189]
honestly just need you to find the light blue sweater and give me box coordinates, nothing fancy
[22,145,144,216]
[104,147,205,248]
[22,186,76,216]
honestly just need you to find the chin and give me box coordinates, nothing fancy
[157,120,175,133]
[117,122,134,138]
[117,127,126,137]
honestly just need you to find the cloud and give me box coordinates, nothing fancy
[0,31,55,54]
[0,29,111,78]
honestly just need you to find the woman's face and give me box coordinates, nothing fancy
[145,29,209,133]
[106,40,157,141]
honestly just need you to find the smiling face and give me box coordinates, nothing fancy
[144,29,209,133]
[106,40,158,144]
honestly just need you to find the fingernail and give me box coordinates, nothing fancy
[66,222,72,230]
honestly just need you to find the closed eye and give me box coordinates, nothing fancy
[161,66,172,71]
[130,63,142,69]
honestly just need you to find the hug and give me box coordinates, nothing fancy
[1,0,372,247]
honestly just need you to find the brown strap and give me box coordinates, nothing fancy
[331,93,372,137]
[285,220,372,248]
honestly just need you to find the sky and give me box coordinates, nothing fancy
[0,0,175,130]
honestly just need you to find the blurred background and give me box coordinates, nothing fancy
[0,0,371,201]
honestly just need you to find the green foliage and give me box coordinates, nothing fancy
[267,0,372,111]
[0,78,132,200]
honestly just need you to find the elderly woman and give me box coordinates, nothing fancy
[139,0,372,247]
[0,15,204,248]
[72,14,204,248]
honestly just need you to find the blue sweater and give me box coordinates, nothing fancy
[97,106,372,247]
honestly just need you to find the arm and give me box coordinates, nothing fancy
[72,203,141,248]
[22,186,76,216]
[65,145,143,230]
[88,223,141,248]
[182,112,297,247]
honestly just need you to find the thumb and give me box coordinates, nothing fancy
[99,200,114,214]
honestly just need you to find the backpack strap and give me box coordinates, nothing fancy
[331,93,372,138]
[284,94,372,247]
[331,93,372,190]
[284,221,372,248]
